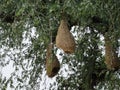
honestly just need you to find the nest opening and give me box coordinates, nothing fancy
[52,67,60,73]
[64,50,72,54]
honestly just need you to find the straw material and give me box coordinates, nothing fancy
[46,43,60,77]
[104,35,120,70]
[56,19,75,54]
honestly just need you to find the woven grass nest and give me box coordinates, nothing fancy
[104,35,120,70]
[56,18,75,54]
[46,43,60,78]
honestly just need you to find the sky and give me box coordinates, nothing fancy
[1,26,119,90]
[0,27,74,90]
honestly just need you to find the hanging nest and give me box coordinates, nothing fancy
[46,43,60,78]
[104,35,120,70]
[56,17,76,54]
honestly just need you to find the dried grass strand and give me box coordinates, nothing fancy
[104,35,120,70]
[46,43,60,77]
[56,19,75,53]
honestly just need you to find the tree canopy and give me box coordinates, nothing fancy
[0,0,120,90]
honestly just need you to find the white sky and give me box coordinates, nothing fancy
[0,26,119,90]
[0,27,73,90]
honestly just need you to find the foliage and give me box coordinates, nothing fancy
[0,0,120,90]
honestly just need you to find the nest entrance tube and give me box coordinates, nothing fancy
[104,34,120,70]
[56,15,76,54]
[46,43,60,78]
